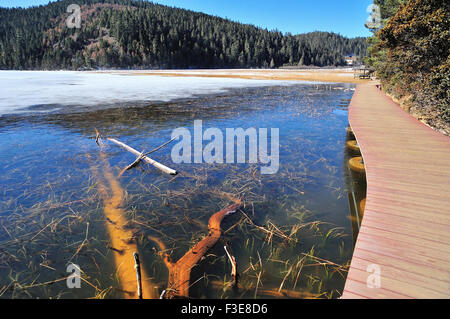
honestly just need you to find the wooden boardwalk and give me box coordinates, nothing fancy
[342,83,450,299]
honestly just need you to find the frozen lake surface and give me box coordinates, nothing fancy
[0,71,304,115]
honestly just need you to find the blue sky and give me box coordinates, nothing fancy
[1,0,373,38]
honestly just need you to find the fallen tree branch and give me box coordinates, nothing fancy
[143,136,177,157]
[224,245,238,288]
[149,198,241,299]
[118,151,146,177]
[133,252,143,299]
[95,128,101,146]
[118,137,178,177]
[107,137,177,175]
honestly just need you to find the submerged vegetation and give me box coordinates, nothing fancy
[0,84,357,299]
[0,0,367,69]
[365,0,449,134]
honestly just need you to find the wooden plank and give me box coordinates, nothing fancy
[344,279,413,299]
[353,241,450,278]
[364,200,450,224]
[360,224,450,252]
[361,213,450,240]
[340,291,368,299]
[359,217,450,244]
[349,256,450,293]
[342,83,450,299]
[346,267,448,298]
[356,231,450,261]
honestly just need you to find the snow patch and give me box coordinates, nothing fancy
[0,71,303,115]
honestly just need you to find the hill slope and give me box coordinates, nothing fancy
[0,0,368,70]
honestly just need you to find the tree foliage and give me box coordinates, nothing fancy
[375,0,408,19]
[366,0,449,128]
[0,0,368,70]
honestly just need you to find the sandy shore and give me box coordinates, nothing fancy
[95,68,369,84]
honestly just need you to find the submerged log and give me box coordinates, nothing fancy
[107,137,177,175]
[88,152,158,299]
[150,198,242,299]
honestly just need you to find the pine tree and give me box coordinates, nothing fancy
[298,54,305,66]
[0,0,368,70]
[269,58,275,68]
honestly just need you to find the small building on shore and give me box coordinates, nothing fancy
[345,55,359,66]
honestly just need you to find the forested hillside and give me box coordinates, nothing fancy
[365,0,449,134]
[0,0,367,70]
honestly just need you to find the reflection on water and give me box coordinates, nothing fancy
[344,128,367,245]
[0,83,363,299]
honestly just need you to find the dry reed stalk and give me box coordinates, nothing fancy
[208,280,319,299]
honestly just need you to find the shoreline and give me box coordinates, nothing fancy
[0,68,369,84]
[93,68,369,84]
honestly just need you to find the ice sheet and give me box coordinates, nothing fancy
[0,71,303,115]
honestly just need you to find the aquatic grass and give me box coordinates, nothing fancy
[0,83,358,299]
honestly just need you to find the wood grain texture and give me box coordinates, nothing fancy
[342,83,450,299]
